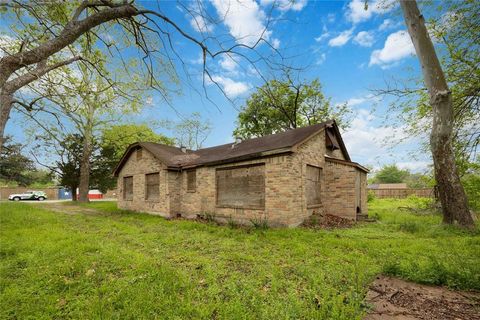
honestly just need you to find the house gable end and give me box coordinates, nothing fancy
[292,121,350,161]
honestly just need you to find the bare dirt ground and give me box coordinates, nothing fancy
[33,202,104,215]
[365,275,480,320]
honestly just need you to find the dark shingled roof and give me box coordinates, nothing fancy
[113,120,353,175]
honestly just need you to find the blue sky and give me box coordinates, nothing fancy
[2,0,434,173]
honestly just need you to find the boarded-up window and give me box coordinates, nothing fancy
[216,164,265,209]
[145,173,160,200]
[186,170,196,192]
[123,176,133,200]
[306,165,322,206]
[136,148,142,160]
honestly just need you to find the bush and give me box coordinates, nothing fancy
[367,190,376,202]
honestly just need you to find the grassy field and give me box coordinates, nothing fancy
[0,199,479,319]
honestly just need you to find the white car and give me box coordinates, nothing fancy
[8,191,47,201]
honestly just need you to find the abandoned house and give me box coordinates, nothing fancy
[113,120,369,227]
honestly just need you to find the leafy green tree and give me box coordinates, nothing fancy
[399,0,474,227]
[0,136,35,186]
[93,124,174,192]
[101,124,174,160]
[373,165,410,184]
[233,77,350,139]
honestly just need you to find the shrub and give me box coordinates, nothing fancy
[367,190,376,202]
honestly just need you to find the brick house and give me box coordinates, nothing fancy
[113,120,369,227]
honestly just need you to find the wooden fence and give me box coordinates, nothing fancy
[369,188,434,199]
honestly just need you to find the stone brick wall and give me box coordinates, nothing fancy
[175,155,302,227]
[117,148,170,217]
[323,159,367,219]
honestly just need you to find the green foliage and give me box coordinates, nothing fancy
[367,190,376,203]
[372,164,410,184]
[461,162,480,211]
[1,199,479,319]
[93,124,173,192]
[234,78,350,139]
[101,124,174,160]
[0,137,35,186]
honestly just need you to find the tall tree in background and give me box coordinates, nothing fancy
[400,0,474,227]
[172,112,212,150]
[95,124,173,192]
[0,136,35,186]
[32,134,85,201]
[234,76,350,139]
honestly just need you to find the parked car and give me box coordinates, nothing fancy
[8,191,47,201]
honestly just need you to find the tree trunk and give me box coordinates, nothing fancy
[400,0,474,228]
[78,101,95,203]
[70,185,78,202]
[0,90,13,151]
[78,131,93,203]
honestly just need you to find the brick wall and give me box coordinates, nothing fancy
[117,148,170,217]
[323,159,367,219]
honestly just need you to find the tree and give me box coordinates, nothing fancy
[172,112,212,150]
[0,0,280,151]
[32,133,85,201]
[0,136,35,186]
[377,1,479,177]
[373,165,410,184]
[400,0,474,227]
[233,77,350,139]
[101,124,173,159]
[94,124,173,192]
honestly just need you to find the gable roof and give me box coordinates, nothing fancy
[113,120,351,176]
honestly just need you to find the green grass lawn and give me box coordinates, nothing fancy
[1,199,479,319]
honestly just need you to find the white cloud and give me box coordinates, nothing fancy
[379,18,394,31]
[353,31,375,47]
[219,54,238,72]
[369,30,415,67]
[211,75,250,98]
[189,14,213,33]
[211,0,271,46]
[327,13,335,23]
[397,161,431,173]
[315,32,330,42]
[260,0,307,11]
[342,109,410,158]
[328,28,354,47]
[271,38,280,49]
[346,0,393,24]
[316,53,326,65]
[339,94,379,107]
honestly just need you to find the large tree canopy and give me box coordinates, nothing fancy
[0,0,280,151]
[233,78,350,139]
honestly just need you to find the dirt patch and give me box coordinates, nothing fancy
[33,203,104,215]
[365,275,480,320]
[302,213,354,229]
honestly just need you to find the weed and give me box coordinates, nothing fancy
[250,215,269,230]
[399,221,420,233]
